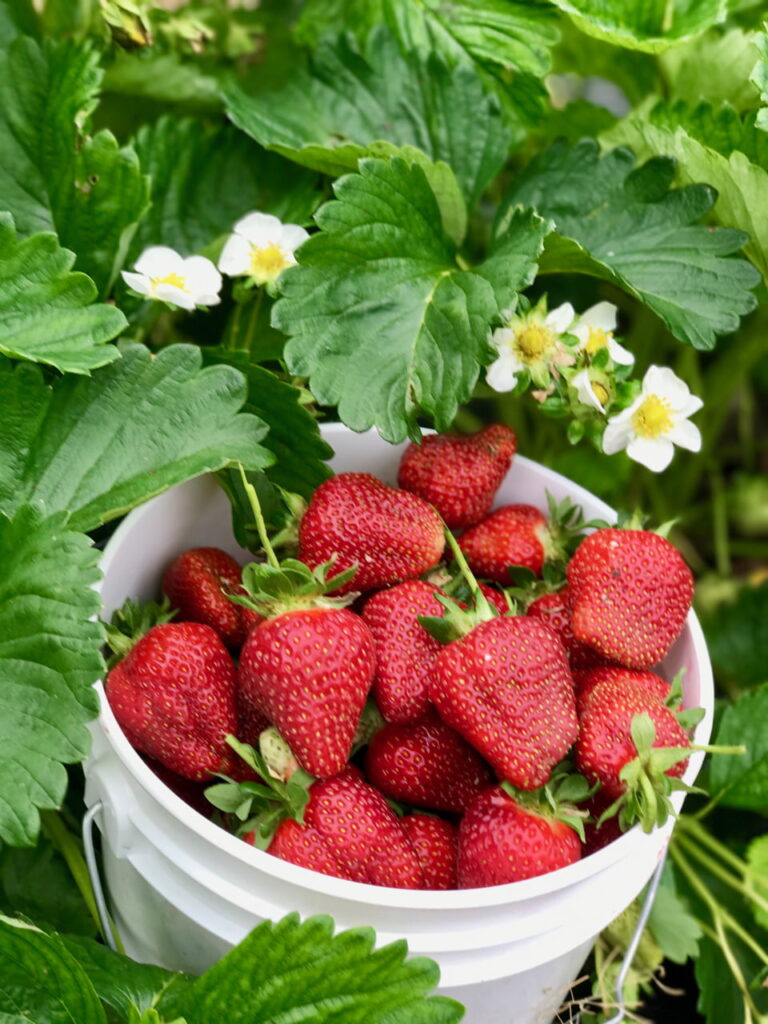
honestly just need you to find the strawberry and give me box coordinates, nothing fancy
[458,504,548,583]
[457,786,582,887]
[566,528,694,669]
[298,472,444,594]
[527,586,608,670]
[268,767,424,888]
[573,665,672,717]
[238,607,376,778]
[397,424,517,529]
[400,814,458,890]
[265,818,357,881]
[162,546,261,650]
[105,621,241,782]
[364,711,494,813]
[361,580,446,723]
[428,616,578,789]
[575,673,691,832]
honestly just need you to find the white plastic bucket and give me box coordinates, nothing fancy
[84,423,714,1024]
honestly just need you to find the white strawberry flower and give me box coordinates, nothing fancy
[572,368,608,412]
[486,302,575,391]
[571,301,634,366]
[218,211,309,285]
[121,246,222,310]
[602,365,703,472]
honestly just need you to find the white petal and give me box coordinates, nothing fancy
[486,350,520,392]
[121,271,150,295]
[218,234,252,276]
[642,365,691,406]
[678,392,704,418]
[152,283,196,310]
[579,301,617,332]
[134,246,185,277]
[490,326,514,353]
[602,409,635,454]
[626,436,675,472]
[570,324,590,346]
[545,302,575,334]
[607,337,635,365]
[279,223,310,252]
[572,369,605,412]
[232,211,283,245]
[668,418,702,452]
[183,255,222,296]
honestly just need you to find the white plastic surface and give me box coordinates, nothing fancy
[84,423,714,1024]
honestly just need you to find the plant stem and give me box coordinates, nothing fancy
[237,464,280,568]
[677,817,768,906]
[40,810,103,940]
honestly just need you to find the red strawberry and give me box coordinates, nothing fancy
[527,587,608,670]
[364,711,494,813]
[428,616,578,789]
[458,504,549,583]
[361,580,446,723]
[268,767,424,888]
[401,814,458,890]
[265,818,357,881]
[457,787,582,887]
[398,424,517,529]
[106,621,241,782]
[298,473,444,594]
[574,665,672,717]
[567,528,694,669]
[162,546,261,650]
[575,674,691,832]
[238,607,376,778]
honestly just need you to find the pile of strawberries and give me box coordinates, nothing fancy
[105,424,701,892]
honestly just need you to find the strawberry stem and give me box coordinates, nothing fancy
[237,463,280,569]
[441,523,494,619]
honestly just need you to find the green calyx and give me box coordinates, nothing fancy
[501,764,596,843]
[103,596,177,668]
[541,491,610,571]
[418,523,497,643]
[204,733,314,850]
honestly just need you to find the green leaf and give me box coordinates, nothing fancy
[0,36,149,294]
[274,157,547,442]
[699,579,768,687]
[752,21,768,131]
[708,683,768,810]
[0,345,272,532]
[647,862,702,963]
[131,116,321,259]
[602,107,768,281]
[746,834,768,930]
[0,916,106,1023]
[102,50,222,111]
[548,0,727,53]
[201,350,332,499]
[170,913,463,1024]
[0,0,38,45]
[497,139,760,349]
[660,26,763,110]
[0,506,103,846]
[61,934,194,1020]
[0,839,97,936]
[225,28,511,210]
[0,214,125,373]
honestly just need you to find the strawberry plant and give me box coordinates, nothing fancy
[0,0,767,1022]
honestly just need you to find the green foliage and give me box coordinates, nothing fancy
[0,839,97,936]
[746,834,768,930]
[751,21,768,130]
[225,28,512,210]
[498,139,760,348]
[274,157,547,441]
[660,26,763,110]
[700,580,768,687]
[0,214,124,372]
[647,863,703,963]
[131,117,321,259]
[0,506,103,846]
[0,345,272,532]
[0,35,149,294]
[708,682,768,810]
[548,0,727,53]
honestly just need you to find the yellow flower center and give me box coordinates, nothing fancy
[592,382,609,406]
[632,394,674,439]
[514,323,555,363]
[150,271,188,292]
[249,243,291,284]
[585,327,612,355]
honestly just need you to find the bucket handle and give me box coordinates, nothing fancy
[82,801,119,953]
[599,851,668,1024]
